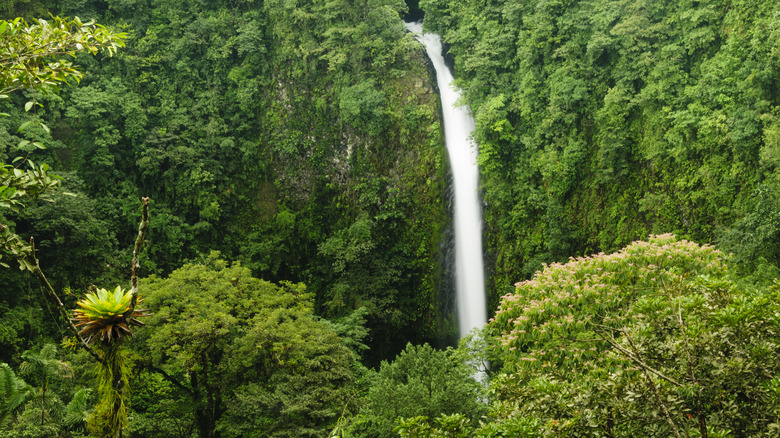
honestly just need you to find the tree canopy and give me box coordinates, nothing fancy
[483,235,780,436]
[0,0,454,366]
[132,254,361,438]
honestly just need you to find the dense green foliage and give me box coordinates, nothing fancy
[3,0,780,436]
[354,237,780,437]
[131,255,360,438]
[1,345,92,438]
[483,235,780,436]
[420,0,780,303]
[0,14,128,375]
[0,15,125,275]
[347,342,485,438]
[0,0,452,365]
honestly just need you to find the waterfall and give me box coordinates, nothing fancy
[405,22,487,337]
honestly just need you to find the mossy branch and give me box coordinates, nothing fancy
[125,197,149,321]
[27,237,105,365]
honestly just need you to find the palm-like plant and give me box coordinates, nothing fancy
[0,363,33,426]
[19,344,73,425]
[63,387,92,433]
[71,286,149,344]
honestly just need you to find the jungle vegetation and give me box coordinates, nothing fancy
[1,0,779,437]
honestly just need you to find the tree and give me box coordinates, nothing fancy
[33,0,451,365]
[0,15,125,268]
[0,16,125,95]
[11,175,121,291]
[19,343,73,425]
[0,377,94,438]
[348,343,485,438]
[394,413,473,438]
[339,79,387,136]
[133,253,359,438]
[0,362,32,426]
[419,0,780,296]
[483,234,780,436]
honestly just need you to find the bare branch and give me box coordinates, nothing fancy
[604,325,683,438]
[592,325,683,388]
[142,364,193,396]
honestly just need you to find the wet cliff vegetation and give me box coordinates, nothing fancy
[420,0,780,304]
[0,0,453,368]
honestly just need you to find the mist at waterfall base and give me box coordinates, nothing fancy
[405,22,487,338]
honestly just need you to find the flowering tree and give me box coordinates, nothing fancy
[484,234,780,437]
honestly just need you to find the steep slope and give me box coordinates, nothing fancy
[0,0,452,364]
[421,0,780,304]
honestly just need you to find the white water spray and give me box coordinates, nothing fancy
[405,22,486,337]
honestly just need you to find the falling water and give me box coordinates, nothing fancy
[405,22,487,337]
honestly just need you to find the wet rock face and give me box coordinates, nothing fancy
[405,0,424,22]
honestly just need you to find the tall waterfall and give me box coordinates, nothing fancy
[405,22,487,337]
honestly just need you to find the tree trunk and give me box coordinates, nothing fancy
[41,377,46,425]
[192,372,216,438]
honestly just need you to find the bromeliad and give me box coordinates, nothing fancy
[72,286,149,344]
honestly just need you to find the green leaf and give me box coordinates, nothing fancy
[24,101,33,112]
[16,121,32,133]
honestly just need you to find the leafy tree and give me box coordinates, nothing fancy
[483,234,780,436]
[0,0,47,21]
[133,254,360,438]
[0,383,93,438]
[339,79,387,136]
[0,362,32,426]
[718,183,780,273]
[19,343,73,426]
[10,173,121,291]
[129,371,197,438]
[0,15,124,269]
[395,413,473,438]
[0,16,124,95]
[31,0,451,365]
[420,0,780,300]
[349,342,485,438]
